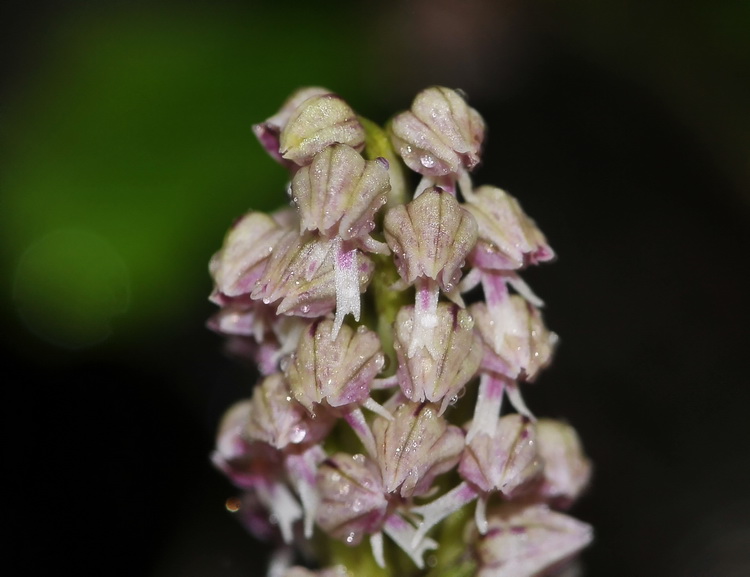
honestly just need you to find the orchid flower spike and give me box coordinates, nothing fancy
[208,86,592,577]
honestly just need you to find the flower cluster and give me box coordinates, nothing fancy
[209,87,593,577]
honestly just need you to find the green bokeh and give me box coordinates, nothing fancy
[1,2,368,350]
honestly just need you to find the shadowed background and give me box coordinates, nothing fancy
[2,1,749,575]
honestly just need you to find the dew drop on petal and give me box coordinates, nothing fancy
[290,425,307,444]
[420,155,435,168]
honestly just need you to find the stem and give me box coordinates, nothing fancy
[370,253,412,377]
[423,504,477,577]
[359,116,409,209]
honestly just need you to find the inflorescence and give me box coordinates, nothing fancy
[208,87,593,577]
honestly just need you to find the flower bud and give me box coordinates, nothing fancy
[280,95,366,166]
[373,400,464,498]
[244,373,334,449]
[459,415,542,497]
[464,186,555,271]
[214,400,255,465]
[209,211,286,298]
[208,304,307,374]
[285,319,385,412]
[253,86,332,165]
[291,143,390,249]
[534,419,592,508]
[207,302,263,339]
[315,453,389,545]
[471,297,557,382]
[389,86,485,177]
[384,187,477,292]
[252,232,374,318]
[393,303,482,413]
[474,503,593,577]
[212,399,284,490]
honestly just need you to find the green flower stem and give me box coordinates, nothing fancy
[359,116,412,377]
[425,507,477,577]
[359,116,409,209]
[370,253,411,378]
[327,539,387,577]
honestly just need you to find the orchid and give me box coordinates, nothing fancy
[208,86,592,577]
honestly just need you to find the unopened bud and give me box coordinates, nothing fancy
[389,86,485,177]
[244,373,334,449]
[459,415,542,497]
[474,503,593,577]
[471,297,557,382]
[252,232,374,318]
[534,419,592,508]
[209,212,286,298]
[291,143,390,250]
[315,453,389,545]
[384,187,477,292]
[373,400,464,497]
[253,86,332,165]
[393,303,482,413]
[464,186,555,271]
[280,95,366,166]
[285,319,385,412]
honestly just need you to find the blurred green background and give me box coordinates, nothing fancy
[2,1,749,576]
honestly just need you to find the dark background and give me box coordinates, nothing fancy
[2,1,749,575]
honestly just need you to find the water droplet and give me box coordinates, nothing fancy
[300,304,310,314]
[346,532,356,544]
[289,423,308,444]
[420,155,435,168]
